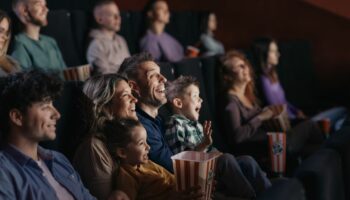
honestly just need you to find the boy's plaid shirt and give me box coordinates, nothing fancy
[165,114,209,154]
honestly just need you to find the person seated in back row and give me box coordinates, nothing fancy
[140,0,184,62]
[0,70,95,199]
[11,0,66,75]
[87,0,130,75]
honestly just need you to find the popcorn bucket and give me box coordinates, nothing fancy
[186,46,200,58]
[171,151,221,200]
[63,64,91,81]
[267,132,287,175]
[317,118,331,138]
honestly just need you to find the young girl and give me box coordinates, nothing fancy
[103,118,203,200]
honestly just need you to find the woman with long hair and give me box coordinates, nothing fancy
[220,50,324,161]
[0,10,19,76]
[252,37,347,130]
[73,74,137,200]
[199,12,225,56]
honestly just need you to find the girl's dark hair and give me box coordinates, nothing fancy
[252,37,279,83]
[103,118,142,161]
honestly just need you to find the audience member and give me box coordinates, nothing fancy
[11,0,66,75]
[220,50,324,157]
[119,53,271,198]
[87,0,130,75]
[0,70,95,199]
[73,74,137,200]
[140,0,184,62]
[103,118,203,200]
[199,12,224,56]
[252,37,347,130]
[165,75,271,198]
[0,10,20,76]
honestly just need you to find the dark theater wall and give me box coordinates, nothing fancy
[117,0,350,105]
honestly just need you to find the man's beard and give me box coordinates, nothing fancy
[27,11,48,27]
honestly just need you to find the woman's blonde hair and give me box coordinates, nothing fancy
[82,73,128,136]
[0,10,11,57]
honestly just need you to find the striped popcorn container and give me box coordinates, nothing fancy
[267,132,287,175]
[171,151,221,200]
[63,64,91,81]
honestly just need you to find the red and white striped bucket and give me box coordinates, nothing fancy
[267,132,287,174]
[171,151,221,200]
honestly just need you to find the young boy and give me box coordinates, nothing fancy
[165,75,214,153]
[165,75,272,198]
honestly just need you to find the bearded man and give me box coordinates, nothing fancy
[11,0,67,75]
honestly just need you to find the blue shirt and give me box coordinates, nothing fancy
[0,144,96,200]
[136,107,174,173]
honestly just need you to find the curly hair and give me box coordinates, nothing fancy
[82,73,128,136]
[221,50,257,104]
[0,70,63,138]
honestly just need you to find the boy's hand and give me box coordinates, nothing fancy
[203,120,213,146]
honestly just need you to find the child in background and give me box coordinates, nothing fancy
[165,75,272,198]
[103,118,203,200]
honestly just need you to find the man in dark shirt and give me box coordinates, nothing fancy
[0,71,95,200]
[119,53,272,198]
[119,52,173,172]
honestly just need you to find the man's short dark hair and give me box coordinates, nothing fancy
[118,52,154,81]
[166,75,199,102]
[0,70,63,138]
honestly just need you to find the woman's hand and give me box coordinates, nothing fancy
[258,107,275,121]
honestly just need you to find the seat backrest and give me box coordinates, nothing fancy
[70,10,94,65]
[41,10,82,66]
[294,148,345,200]
[257,178,306,200]
[119,11,144,54]
[323,126,350,199]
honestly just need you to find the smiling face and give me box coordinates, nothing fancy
[177,84,202,121]
[122,125,150,166]
[109,80,138,120]
[135,61,167,108]
[0,17,10,53]
[19,100,61,142]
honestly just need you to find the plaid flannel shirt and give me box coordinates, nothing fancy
[165,114,211,154]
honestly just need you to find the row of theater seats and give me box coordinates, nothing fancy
[42,53,350,199]
[8,9,206,67]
